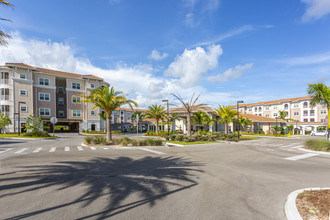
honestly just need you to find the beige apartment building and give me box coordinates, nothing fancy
[237,96,328,133]
[0,63,109,133]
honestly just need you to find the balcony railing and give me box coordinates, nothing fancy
[0,95,10,100]
[0,79,9,84]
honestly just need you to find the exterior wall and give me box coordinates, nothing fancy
[56,77,67,118]
[34,87,56,119]
[67,90,83,120]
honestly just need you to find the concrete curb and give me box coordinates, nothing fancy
[2,137,57,140]
[285,187,330,220]
[298,147,330,155]
[165,142,184,147]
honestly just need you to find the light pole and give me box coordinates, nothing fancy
[237,101,244,139]
[17,101,26,136]
[162,99,170,136]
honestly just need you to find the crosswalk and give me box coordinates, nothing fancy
[0,145,166,157]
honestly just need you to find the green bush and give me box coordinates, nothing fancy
[176,135,184,141]
[139,139,147,146]
[84,136,93,144]
[93,136,107,145]
[121,139,129,146]
[304,139,330,152]
[23,131,50,137]
[131,139,139,146]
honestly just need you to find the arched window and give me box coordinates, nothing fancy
[303,102,308,108]
[258,107,262,112]
[284,104,288,110]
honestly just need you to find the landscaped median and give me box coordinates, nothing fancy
[84,136,163,147]
[304,139,330,152]
[0,131,56,139]
[285,188,330,220]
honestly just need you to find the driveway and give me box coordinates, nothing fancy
[0,135,329,219]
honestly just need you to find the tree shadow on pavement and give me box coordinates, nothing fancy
[0,156,203,220]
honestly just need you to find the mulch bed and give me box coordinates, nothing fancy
[296,189,330,220]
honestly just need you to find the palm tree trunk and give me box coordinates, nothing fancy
[225,122,228,134]
[156,120,159,135]
[187,114,191,137]
[106,112,112,141]
[327,108,330,141]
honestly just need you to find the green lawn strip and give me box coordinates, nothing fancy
[0,134,56,138]
[241,135,261,140]
[166,141,220,145]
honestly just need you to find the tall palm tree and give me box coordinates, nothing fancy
[171,92,207,137]
[132,111,144,122]
[0,1,13,46]
[202,112,214,132]
[76,86,137,141]
[214,105,237,134]
[145,104,166,135]
[307,83,330,140]
[192,111,204,131]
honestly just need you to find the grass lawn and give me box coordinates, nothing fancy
[0,134,56,138]
[166,141,221,145]
[241,135,262,140]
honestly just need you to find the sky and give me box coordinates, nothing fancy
[0,0,330,108]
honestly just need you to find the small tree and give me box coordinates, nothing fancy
[25,112,44,132]
[0,113,12,133]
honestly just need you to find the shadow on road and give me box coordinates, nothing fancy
[0,141,25,145]
[0,156,203,220]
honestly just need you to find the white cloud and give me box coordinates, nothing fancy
[165,44,223,88]
[277,52,330,66]
[207,63,253,83]
[148,49,168,61]
[301,0,330,22]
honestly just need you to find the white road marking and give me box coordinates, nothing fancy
[285,153,318,161]
[137,147,165,155]
[104,148,108,149]
[291,145,303,149]
[49,147,56,152]
[65,147,70,152]
[33,147,43,153]
[90,147,96,150]
[280,143,300,148]
[15,148,28,154]
[0,148,13,154]
[77,146,83,151]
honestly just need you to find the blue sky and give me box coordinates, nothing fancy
[1,0,330,107]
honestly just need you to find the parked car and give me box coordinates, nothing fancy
[311,130,328,136]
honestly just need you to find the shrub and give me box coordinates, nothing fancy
[154,139,163,146]
[139,139,147,146]
[304,139,330,152]
[121,139,129,146]
[23,131,50,137]
[176,135,184,141]
[131,139,139,146]
[92,136,107,145]
[84,136,93,144]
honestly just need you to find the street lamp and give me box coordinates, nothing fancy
[237,100,244,139]
[17,101,26,136]
[162,99,170,136]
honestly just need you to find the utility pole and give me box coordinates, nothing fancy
[162,99,170,136]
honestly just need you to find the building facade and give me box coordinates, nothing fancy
[0,63,109,133]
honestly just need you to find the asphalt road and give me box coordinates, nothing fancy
[0,134,329,220]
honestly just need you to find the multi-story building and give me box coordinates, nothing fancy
[237,96,328,133]
[0,63,109,133]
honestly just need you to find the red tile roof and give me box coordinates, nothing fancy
[237,96,312,108]
[240,113,286,123]
[170,105,214,112]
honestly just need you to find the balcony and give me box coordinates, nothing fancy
[0,95,10,100]
[0,79,9,84]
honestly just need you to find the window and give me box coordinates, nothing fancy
[58,97,64,105]
[72,96,81,103]
[72,110,81,117]
[20,106,27,112]
[273,113,278,117]
[321,119,325,122]
[91,110,96,116]
[293,103,299,108]
[259,114,262,116]
[40,108,50,116]
[303,118,308,122]
[258,107,262,112]
[58,85,63,93]
[265,107,269,110]
[72,82,81,90]
[310,118,315,122]
[265,114,270,117]
[39,93,50,101]
[20,90,27,96]
[58,111,64,117]
[321,109,327,114]
[294,112,299,116]
[310,110,315,116]
[254,107,257,111]
[303,102,308,108]
[39,78,49,86]
[273,106,277,110]
[249,108,252,112]
[91,83,95,88]
[284,104,288,110]
[20,74,26,79]
[303,110,308,117]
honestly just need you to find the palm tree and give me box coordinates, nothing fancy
[145,104,166,135]
[202,113,215,132]
[192,111,204,131]
[76,86,137,141]
[171,92,207,137]
[307,83,330,140]
[214,105,237,134]
[0,1,13,46]
[132,111,144,122]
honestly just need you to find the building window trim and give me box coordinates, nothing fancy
[72,110,82,117]
[39,92,50,102]
[38,77,50,86]
[91,110,96,116]
[20,89,27,96]
[39,108,51,116]
[72,82,81,90]
[20,106,27,112]
[72,96,81,104]
[58,97,64,105]
[19,74,26,79]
